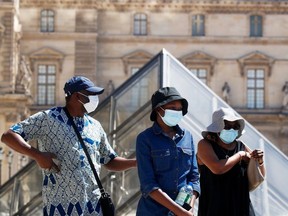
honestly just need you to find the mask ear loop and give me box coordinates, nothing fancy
[157,107,166,118]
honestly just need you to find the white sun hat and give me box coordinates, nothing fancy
[202,107,245,139]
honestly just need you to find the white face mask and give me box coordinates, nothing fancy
[158,107,183,127]
[78,92,99,113]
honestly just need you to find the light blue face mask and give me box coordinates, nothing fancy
[219,129,239,144]
[159,107,183,127]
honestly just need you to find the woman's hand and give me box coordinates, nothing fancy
[250,149,264,165]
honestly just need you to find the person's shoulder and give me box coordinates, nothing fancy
[86,114,102,126]
[198,138,212,146]
[137,125,154,137]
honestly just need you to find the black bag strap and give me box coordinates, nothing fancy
[63,107,106,196]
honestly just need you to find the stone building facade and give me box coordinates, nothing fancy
[0,0,287,185]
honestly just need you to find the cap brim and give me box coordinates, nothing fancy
[86,86,104,95]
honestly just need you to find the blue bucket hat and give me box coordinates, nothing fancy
[64,76,104,96]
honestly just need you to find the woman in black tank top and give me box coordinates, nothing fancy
[197,107,265,216]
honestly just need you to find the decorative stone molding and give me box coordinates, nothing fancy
[28,47,65,73]
[237,51,275,77]
[19,0,288,14]
[180,51,217,76]
[122,50,153,74]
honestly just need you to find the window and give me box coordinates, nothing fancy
[133,13,147,35]
[37,64,56,105]
[190,68,207,84]
[247,69,264,108]
[131,67,149,109]
[192,14,205,36]
[250,15,262,37]
[40,9,55,32]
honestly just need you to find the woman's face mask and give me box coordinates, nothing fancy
[219,129,239,144]
[78,92,99,113]
[158,107,183,127]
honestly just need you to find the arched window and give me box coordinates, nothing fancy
[133,13,147,35]
[40,9,55,32]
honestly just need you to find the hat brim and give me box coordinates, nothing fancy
[202,118,245,139]
[150,97,188,121]
[86,86,104,95]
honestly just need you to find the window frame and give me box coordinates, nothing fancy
[246,67,266,109]
[192,14,205,37]
[36,63,57,106]
[189,67,208,84]
[133,13,147,36]
[250,15,263,37]
[40,9,55,32]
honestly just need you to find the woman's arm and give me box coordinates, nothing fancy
[149,189,193,216]
[197,139,247,174]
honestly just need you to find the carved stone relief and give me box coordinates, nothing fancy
[237,51,275,77]
[122,50,153,75]
[180,51,217,76]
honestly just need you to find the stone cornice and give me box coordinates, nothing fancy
[19,0,288,14]
[22,32,97,40]
[97,35,288,45]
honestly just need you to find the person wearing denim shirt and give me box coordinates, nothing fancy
[136,87,200,216]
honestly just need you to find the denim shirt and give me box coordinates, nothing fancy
[136,122,200,216]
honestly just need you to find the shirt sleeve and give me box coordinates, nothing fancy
[136,132,160,198]
[186,131,201,196]
[10,111,46,141]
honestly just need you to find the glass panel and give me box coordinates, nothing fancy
[38,75,46,84]
[37,86,46,105]
[114,67,158,127]
[13,166,42,214]
[190,69,197,75]
[247,79,255,88]
[256,79,264,88]
[247,69,255,77]
[0,184,13,215]
[198,69,206,77]
[47,86,55,104]
[256,69,264,78]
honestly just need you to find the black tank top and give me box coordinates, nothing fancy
[197,141,255,216]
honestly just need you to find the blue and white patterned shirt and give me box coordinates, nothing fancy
[10,107,117,216]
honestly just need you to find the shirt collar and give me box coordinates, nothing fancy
[152,122,184,136]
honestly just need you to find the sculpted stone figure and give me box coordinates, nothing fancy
[19,55,32,95]
[222,82,231,104]
[282,81,288,110]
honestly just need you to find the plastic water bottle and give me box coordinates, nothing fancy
[168,182,193,216]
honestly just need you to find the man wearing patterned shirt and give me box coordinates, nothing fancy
[1,76,137,216]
